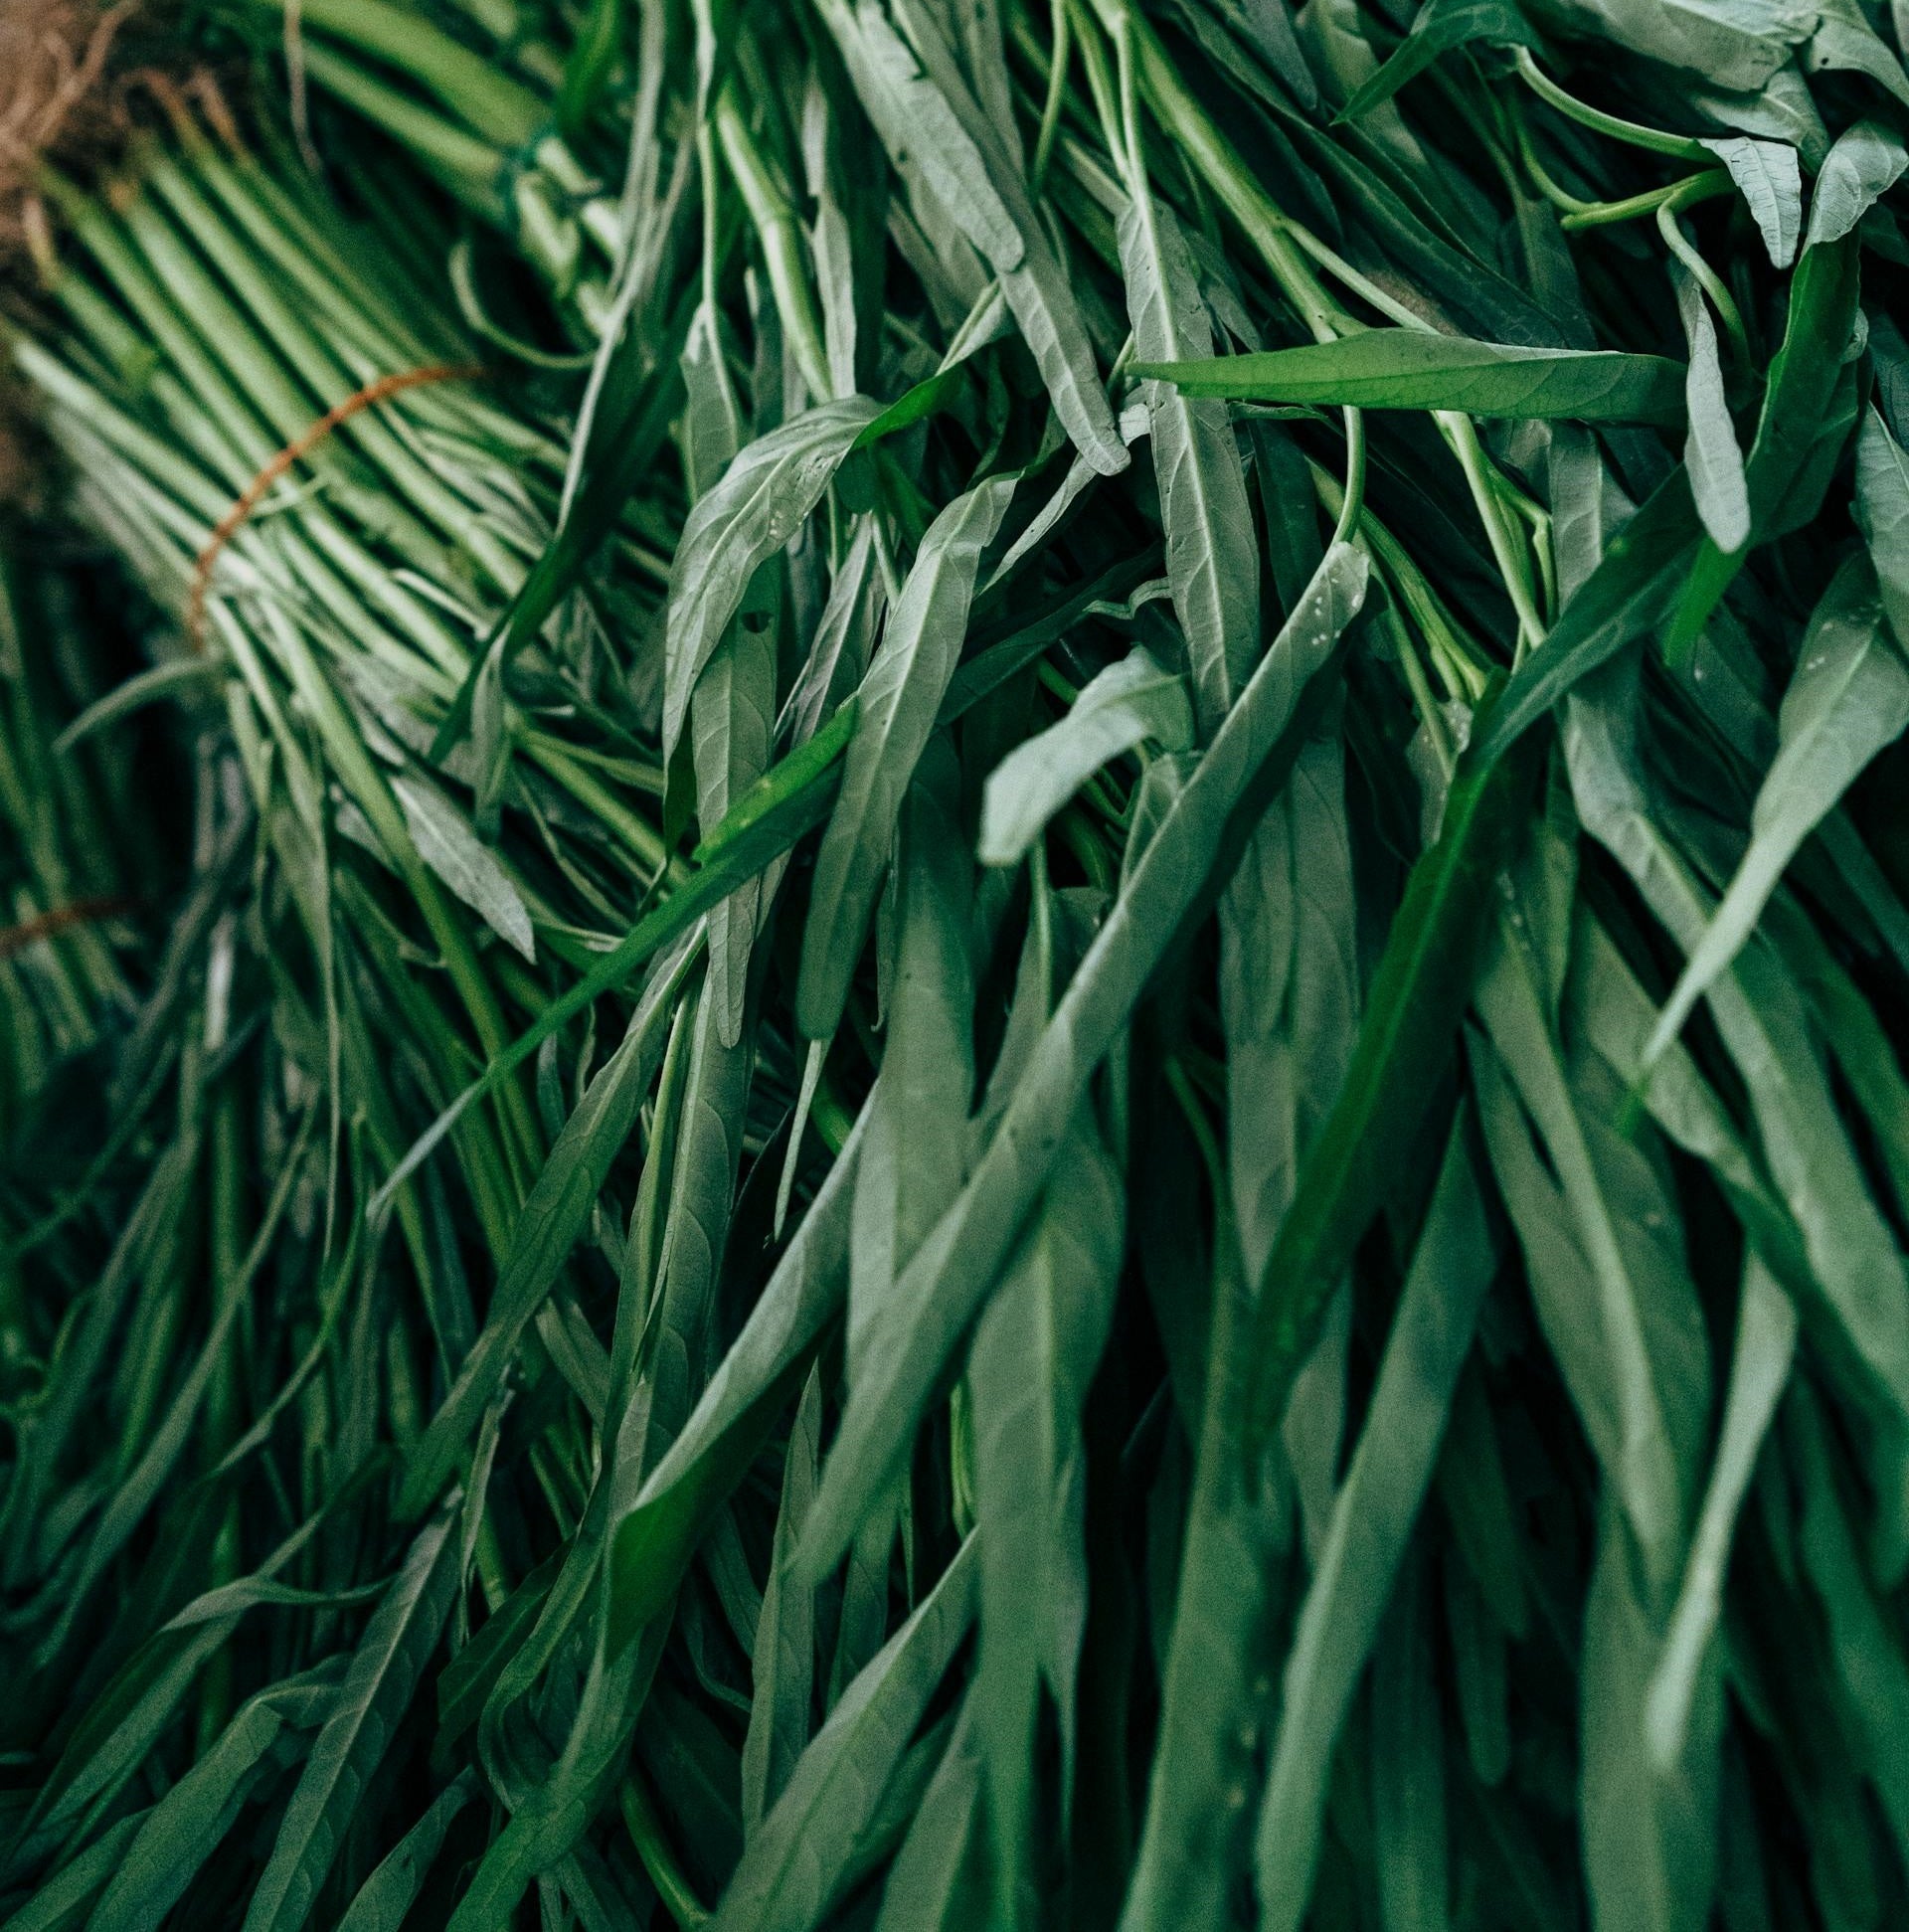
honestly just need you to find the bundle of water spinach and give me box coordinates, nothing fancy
[6,0,1909,1924]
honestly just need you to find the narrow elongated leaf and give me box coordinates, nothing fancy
[1647,1257,1797,1769]
[850,746,975,1373]
[1564,660,1909,1555]
[969,1112,1124,1908]
[1645,557,1909,1068]
[1120,189,1260,731]
[1245,684,1540,1452]
[390,771,535,962]
[872,1696,987,1929]
[811,0,1024,268]
[663,399,881,760]
[742,1368,823,1834]
[711,1538,978,1932]
[398,956,685,1517]
[1138,333,1687,424]
[243,1508,464,1932]
[1671,268,1750,553]
[1856,402,1909,645]
[0,1811,148,1932]
[1667,232,1861,649]
[607,1104,867,1653]
[90,1676,335,1932]
[1256,1118,1494,1932]
[1580,1499,1720,1932]
[1369,1546,1449,1932]
[799,542,1368,1574]
[1473,924,1703,1596]
[370,699,858,1221]
[335,1773,481,1932]
[1473,467,1700,761]
[797,473,1015,1038]
[1338,0,1538,120]
[979,648,1192,866]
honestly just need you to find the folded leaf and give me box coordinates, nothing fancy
[979,648,1192,866]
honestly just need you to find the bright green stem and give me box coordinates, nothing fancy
[1561,170,1731,230]
[242,0,545,148]
[1442,411,1546,659]
[620,1775,713,1927]
[1658,185,1750,361]
[1513,48,1710,161]
[290,41,504,201]
[715,88,833,404]
[1088,0,1351,345]
[1032,0,1073,192]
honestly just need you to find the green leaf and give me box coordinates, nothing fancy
[1666,233,1862,652]
[1580,1501,1720,1932]
[370,700,859,1224]
[796,473,1016,1039]
[1472,927,1702,1596]
[1243,682,1541,1454]
[663,399,883,761]
[1571,0,1815,91]
[692,619,779,1048]
[1804,0,1909,107]
[1220,725,1359,1283]
[711,1538,978,1932]
[741,1368,823,1835]
[1789,1378,1909,1849]
[978,648,1192,867]
[0,1810,148,1932]
[1337,0,1538,121]
[871,1697,987,1929]
[1137,333,1688,424]
[1369,1546,1449,1932]
[1120,189,1260,733]
[1671,268,1750,552]
[607,1105,866,1656]
[798,541,1368,1576]
[968,1112,1123,1908]
[243,1508,464,1932]
[89,1675,335,1932]
[850,744,975,1376]
[1805,118,1909,249]
[1645,557,1909,1070]
[811,0,1024,269]
[1855,402,1909,647]
[1646,1257,1797,1770]
[390,771,536,963]
[397,953,687,1519]
[1699,135,1803,266]
[817,0,1126,473]
[1255,1118,1495,1932]
[1564,658,1909,1556]
[1473,467,1701,763]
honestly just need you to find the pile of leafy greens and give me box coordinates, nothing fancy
[7,0,1909,1924]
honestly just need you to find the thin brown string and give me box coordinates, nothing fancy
[186,362,484,648]
[0,894,132,960]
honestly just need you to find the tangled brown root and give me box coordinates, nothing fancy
[0,0,141,244]
[0,1,141,508]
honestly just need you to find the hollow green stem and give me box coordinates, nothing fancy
[1032,0,1073,192]
[714,88,832,404]
[1513,48,1710,161]
[1442,411,1546,658]
[1657,187,1749,361]
[1561,169,1731,230]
